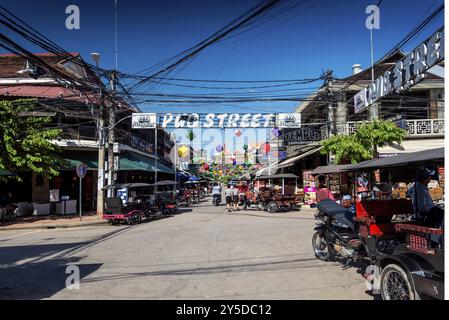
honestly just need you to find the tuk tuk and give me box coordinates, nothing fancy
[312,148,444,300]
[252,173,302,213]
[147,180,179,216]
[183,181,201,204]
[344,147,444,300]
[102,183,153,225]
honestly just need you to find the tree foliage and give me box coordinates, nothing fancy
[320,120,407,164]
[0,99,64,180]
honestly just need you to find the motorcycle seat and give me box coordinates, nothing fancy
[317,199,349,216]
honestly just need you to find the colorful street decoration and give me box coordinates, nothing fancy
[234,129,242,137]
[178,145,189,158]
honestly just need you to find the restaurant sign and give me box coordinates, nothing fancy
[282,127,321,146]
[354,27,444,114]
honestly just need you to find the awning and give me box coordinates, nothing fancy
[344,147,444,171]
[63,151,175,174]
[257,173,299,180]
[254,161,280,177]
[0,169,16,176]
[311,164,352,175]
[278,146,323,167]
[121,152,175,174]
[63,151,98,169]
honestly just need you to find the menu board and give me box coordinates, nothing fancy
[302,170,316,204]
[438,166,444,188]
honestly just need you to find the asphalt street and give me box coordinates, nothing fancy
[0,200,372,299]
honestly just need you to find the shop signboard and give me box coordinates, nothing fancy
[354,27,444,114]
[132,113,157,129]
[282,128,321,146]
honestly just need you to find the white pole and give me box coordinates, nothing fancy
[79,177,82,221]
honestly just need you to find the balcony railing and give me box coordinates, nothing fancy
[340,119,445,138]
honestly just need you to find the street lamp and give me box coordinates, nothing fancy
[91,52,100,68]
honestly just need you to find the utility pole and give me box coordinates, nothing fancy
[96,104,106,216]
[369,26,379,121]
[154,125,158,192]
[91,52,105,216]
[107,71,117,197]
[325,70,335,165]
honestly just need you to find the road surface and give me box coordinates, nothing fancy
[0,200,372,299]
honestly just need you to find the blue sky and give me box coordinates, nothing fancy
[1,0,444,115]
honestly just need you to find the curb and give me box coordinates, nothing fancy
[0,220,108,231]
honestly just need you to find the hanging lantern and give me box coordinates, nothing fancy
[243,144,248,151]
[271,128,281,138]
[260,143,271,155]
[186,130,195,141]
[178,145,189,158]
[216,145,223,152]
[234,129,242,137]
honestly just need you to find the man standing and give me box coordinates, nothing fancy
[408,168,443,228]
[225,183,233,213]
[316,175,335,202]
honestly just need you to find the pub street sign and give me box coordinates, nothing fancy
[354,27,444,114]
[131,113,302,129]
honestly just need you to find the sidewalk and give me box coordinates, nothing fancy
[0,212,108,231]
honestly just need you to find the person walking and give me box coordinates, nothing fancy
[232,185,239,211]
[225,183,233,213]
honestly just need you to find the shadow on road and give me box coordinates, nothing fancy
[80,256,333,284]
[0,225,143,299]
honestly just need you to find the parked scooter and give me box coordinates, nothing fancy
[311,199,364,262]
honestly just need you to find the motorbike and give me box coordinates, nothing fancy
[311,199,364,262]
[177,190,192,207]
[212,194,221,206]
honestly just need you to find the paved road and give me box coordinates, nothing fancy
[0,200,372,299]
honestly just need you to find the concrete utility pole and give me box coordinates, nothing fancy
[154,125,158,192]
[325,70,335,165]
[107,71,117,197]
[91,52,105,216]
[325,70,335,136]
[96,105,106,215]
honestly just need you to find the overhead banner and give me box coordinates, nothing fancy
[131,113,302,128]
[354,27,444,114]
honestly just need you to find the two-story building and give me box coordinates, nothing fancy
[0,52,174,212]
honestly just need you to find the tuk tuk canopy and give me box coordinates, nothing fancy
[256,173,299,180]
[344,147,444,171]
[311,165,352,175]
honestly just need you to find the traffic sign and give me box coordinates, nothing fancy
[76,163,88,178]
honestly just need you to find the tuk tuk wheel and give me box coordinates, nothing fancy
[380,264,417,300]
[129,212,142,225]
[267,201,278,213]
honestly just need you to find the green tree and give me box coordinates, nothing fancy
[0,99,64,180]
[320,120,406,164]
